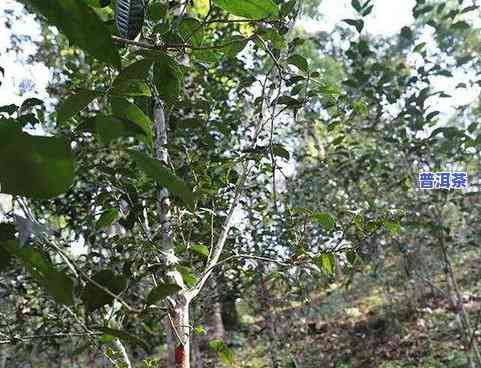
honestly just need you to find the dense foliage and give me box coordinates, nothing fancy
[1,0,481,367]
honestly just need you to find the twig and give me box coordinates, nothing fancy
[0,332,102,345]
[112,35,256,52]
[254,34,284,78]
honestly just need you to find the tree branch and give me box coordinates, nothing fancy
[112,35,256,52]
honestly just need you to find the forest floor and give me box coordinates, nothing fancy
[230,249,481,368]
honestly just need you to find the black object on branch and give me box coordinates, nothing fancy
[115,0,145,40]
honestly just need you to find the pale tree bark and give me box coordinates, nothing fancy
[154,99,194,368]
[167,294,192,368]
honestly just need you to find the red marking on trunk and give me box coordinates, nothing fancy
[175,345,185,366]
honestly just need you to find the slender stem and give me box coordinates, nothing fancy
[0,332,102,345]
[112,35,256,52]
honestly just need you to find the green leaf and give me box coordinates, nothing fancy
[213,0,279,19]
[413,5,434,18]
[149,2,167,21]
[194,325,206,335]
[86,0,111,7]
[426,111,440,121]
[461,5,480,14]
[81,269,127,312]
[146,283,182,305]
[128,150,195,208]
[43,268,76,305]
[112,80,151,97]
[24,0,120,67]
[178,18,204,47]
[277,96,302,108]
[280,0,297,17]
[81,114,147,144]
[0,125,74,199]
[97,327,149,350]
[0,104,18,115]
[351,0,362,12]
[287,54,309,72]
[113,59,154,87]
[343,18,364,33]
[4,241,74,305]
[111,97,153,139]
[190,244,209,258]
[20,98,44,112]
[208,339,234,364]
[384,220,401,236]
[413,42,426,53]
[316,253,336,276]
[176,265,198,288]
[57,90,99,123]
[312,212,336,231]
[193,50,223,64]
[271,144,290,160]
[153,55,183,105]
[451,21,470,31]
[96,208,120,230]
[260,28,287,50]
[362,4,374,16]
[220,36,248,58]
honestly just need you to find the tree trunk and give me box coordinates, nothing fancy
[154,98,190,368]
[167,295,191,368]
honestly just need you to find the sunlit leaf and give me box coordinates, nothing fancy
[96,208,120,230]
[208,339,234,364]
[24,0,120,67]
[190,244,209,258]
[316,252,336,276]
[312,212,336,231]
[213,0,279,19]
